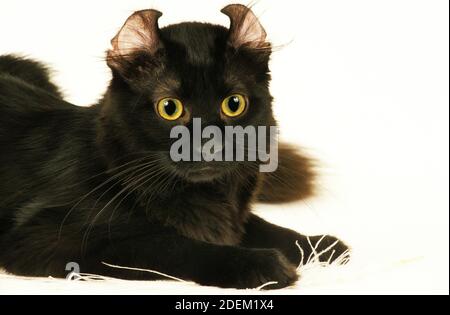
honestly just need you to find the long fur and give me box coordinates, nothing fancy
[257,143,316,203]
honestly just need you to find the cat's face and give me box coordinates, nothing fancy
[102,6,276,182]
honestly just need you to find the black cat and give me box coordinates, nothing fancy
[0,5,348,289]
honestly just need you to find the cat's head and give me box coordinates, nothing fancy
[100,4,276,183]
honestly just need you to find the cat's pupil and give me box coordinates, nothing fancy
[228,96,240,112]
[164,100,177,116]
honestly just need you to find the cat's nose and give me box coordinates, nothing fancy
[192,140,223,156]
[209,144,224,155]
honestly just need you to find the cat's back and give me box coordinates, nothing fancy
[0,54,74,115]
[0,56,97,200]
[0,67,98,229]
[0,55,90,133]
[0,73,69,115]
[0,55,62,97]
[0,72,89,154]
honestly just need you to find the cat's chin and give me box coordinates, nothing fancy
[183,166,226,183]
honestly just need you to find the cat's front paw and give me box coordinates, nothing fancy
[298,235,350,266]
[235,249,298,290]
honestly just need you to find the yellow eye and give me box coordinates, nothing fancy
[221,94,247,117]
[157,98,183,121]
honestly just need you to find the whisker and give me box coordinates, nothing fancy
[57,156,155,240]
[82,162,171,254]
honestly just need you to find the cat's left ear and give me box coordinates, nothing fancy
[221,4,268,49]
[107,9,163,71]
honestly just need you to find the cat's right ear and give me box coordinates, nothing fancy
[107,9,163,73]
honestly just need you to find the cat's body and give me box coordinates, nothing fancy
[0,5,348,289]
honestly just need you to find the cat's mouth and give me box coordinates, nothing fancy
[171,162,233,183]
[184,165,226,183]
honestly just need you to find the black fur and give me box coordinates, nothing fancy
[0,11,348,289]
[0,54,62,98]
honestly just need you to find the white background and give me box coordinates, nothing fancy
[0,0,448,294]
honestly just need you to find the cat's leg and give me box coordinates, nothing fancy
[81,226,298,289]
[1,224,298,289]
[0,54,62,97]
[241,214,350,266]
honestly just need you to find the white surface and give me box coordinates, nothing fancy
[0,0,448,295]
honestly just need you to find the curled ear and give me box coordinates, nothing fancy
[221,4,268,49]
[107,9,163,70]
